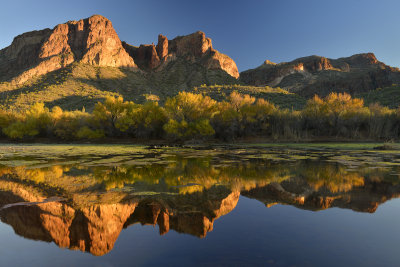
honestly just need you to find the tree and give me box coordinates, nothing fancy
[131,102,167,138]
[3,102,51,139]
[0,110,17,137]
[303,93,366,137]
[163,92,217,140]
[93,96,132,136]
[53,110,96,140]
[212,92,276,139]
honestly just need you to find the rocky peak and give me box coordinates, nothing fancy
[169,31,239,78]
[240,52,400,97]
[2,29,51,61]
[43,15,137,68]
[169,31,212,58]
[133,44,161,70]
[263,60,277,66]
[343,52,379,66]
[0,14,138,84]
[156,34,168,59]
[294,55,333,72]
[123,30,239,78]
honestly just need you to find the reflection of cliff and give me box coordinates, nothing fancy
[242,176,400,213]
[1,159,400,256]
[0,184,239,256]
[125,190,240,238]
[2,175,400,257]
[0,200,137,256]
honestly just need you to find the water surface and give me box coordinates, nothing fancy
[0,144,400,266]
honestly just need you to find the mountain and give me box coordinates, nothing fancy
[1,14,400,111]
[0,15,239,110]
[240,53,400,97]
[0,15,138,85]
[122,31,239,78]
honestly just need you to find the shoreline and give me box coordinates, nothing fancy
[0,138,395,147]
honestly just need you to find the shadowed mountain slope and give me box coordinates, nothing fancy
[240,53,400,97]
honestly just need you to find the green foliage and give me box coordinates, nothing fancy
[163,92,217,140]
[1,90,400,141]
[53,110,92,140]
[76,126,105,139]
[93,96,167,138]
[132,102,167,138]
[3,122,30,139]
[3,102,51,139]
[93,96,133,135]
[302,93,371,137]
[212,92,276,140]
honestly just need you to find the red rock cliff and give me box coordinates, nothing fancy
[0,15,138,84]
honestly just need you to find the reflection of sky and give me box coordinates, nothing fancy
[2,197,400,267]
[1,0,400,72]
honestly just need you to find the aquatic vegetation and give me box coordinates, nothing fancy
[1,144,400,197]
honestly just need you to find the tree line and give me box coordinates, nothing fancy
[1,91,399,141]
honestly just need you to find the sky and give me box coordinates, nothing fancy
[1,0,399,72]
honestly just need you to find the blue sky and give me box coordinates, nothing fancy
[1,0,399,71]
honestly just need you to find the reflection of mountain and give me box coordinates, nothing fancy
[1,201,135,256]
[124,190,239,238]
[1,159,400,256]
[0,183,239,256]
[242,176,400,213]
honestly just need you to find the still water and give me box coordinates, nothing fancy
[0,144,400,267]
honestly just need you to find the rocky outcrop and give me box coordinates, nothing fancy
[345,52,379,66]
[170,31,212,58]
[240,53,400,97]
[0,15,138,84]
[156,34,168,59]
[123,31,239,79]
[167,31,239,78]
[294,56,334,72]
[124,44,161,70]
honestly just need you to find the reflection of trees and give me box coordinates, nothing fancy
[1,158,400,197]
[91,157,293,193]
[2,158,400,256]
[0,166,65,184]
[91,159,398,194]
[0,165,98,196]
[296,163,365,193]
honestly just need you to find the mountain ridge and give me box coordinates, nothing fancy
[0,15,239,85]
[240,52,400,97]
[1,14,400,110]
